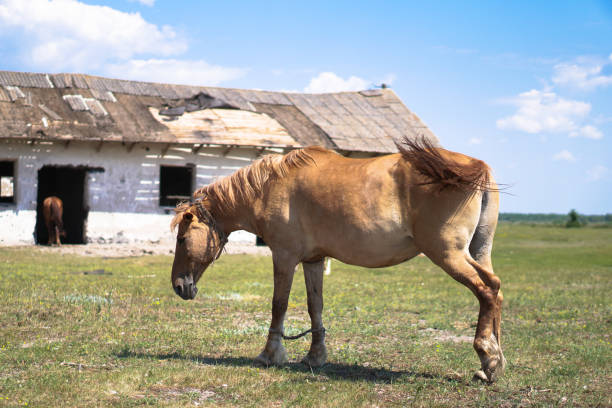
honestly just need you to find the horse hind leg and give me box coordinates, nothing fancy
[466,256,506,382]
[46,223,54,245]
[469,192,505,369]
[54,224,61,246]
[433,252,506,382]
[301,259,327,367]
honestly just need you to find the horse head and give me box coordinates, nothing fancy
[170,201,227,300]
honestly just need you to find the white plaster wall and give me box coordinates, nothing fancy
[0,210,36,245]
[0,140,261,245]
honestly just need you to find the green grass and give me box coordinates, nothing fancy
[0,224,610,407]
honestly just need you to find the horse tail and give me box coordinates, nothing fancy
[396,137,494,193]
[54,200,65,232]
[48,197,65,233]
[469,184,499,264]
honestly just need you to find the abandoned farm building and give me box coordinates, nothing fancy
[0,70,438,246]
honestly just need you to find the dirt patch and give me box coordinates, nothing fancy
[414,320,473,344]
[25,241,271,258]
[149,385,216,402]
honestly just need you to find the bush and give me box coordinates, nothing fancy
[566,209,583,228]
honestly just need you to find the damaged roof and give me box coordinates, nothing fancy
[0,70,439,153]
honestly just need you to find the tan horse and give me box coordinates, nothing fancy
[170,138,506,382]
[42,196,66,246]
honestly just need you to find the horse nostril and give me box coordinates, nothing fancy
[174,285,182,296]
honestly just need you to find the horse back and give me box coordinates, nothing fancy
[43,196,64,224]
[261,152,418,266]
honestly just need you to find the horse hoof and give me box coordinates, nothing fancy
[254,353,271,367]
[475,334,506,382]
[301,345,327,368]
[301,352,327,368]
[486,354,506,382]
[254,346,288,367]
[472,370,489,383]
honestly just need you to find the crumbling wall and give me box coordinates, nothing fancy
[0,139,261,245]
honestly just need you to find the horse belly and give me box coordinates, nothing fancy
[320,228,420,268]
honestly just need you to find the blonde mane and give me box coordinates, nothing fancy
[171,147,327,226]
[170,202,191,231]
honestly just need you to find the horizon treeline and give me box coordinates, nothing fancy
[500,212,612,224]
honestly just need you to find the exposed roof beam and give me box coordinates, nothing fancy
[254,146,266,158]
[160,143,171,157]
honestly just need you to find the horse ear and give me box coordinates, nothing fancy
[184,212,194,222]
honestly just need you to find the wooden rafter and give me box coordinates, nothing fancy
[254,147,266,158]
[222,146,233,157]
[160,143,171,157]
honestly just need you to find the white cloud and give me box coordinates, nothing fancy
[104,59,247,86]
[496,89,591,134]
[569,125,603,140]
[553,149,576,162]
[304,72,370,93]
[0,0,185,71]
[468,137,482,145]
[552,55,612,91]
[130,0,155,5]
[587,165,608,181]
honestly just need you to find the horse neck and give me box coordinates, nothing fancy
[206,192,260,237]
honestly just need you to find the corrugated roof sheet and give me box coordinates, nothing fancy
[90,89,117,102]
[84,98,107,116]
[49,73,72,88]
[63,94,89,111]
[0,71,54,88]
[4,86,25,101]
[0,70,439,153]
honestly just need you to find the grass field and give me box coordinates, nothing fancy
[0,224,610,407]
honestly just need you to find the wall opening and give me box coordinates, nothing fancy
[159,165,194,207]
[0,161,15,204]
[35,166,89,245]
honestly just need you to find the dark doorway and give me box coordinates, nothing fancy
[35,166,88,244]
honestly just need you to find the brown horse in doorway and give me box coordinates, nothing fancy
[170,138,506,382]
[43,196,66,246]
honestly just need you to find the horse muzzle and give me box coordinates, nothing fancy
[173,275,198,300]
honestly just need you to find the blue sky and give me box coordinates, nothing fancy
[0,0,610,213]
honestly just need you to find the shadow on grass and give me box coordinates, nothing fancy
[115,349,461,384]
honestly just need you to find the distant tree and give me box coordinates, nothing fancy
[566,209,583,228]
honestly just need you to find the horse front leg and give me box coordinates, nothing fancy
[301,259,327,367]
[255,253,297,366]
